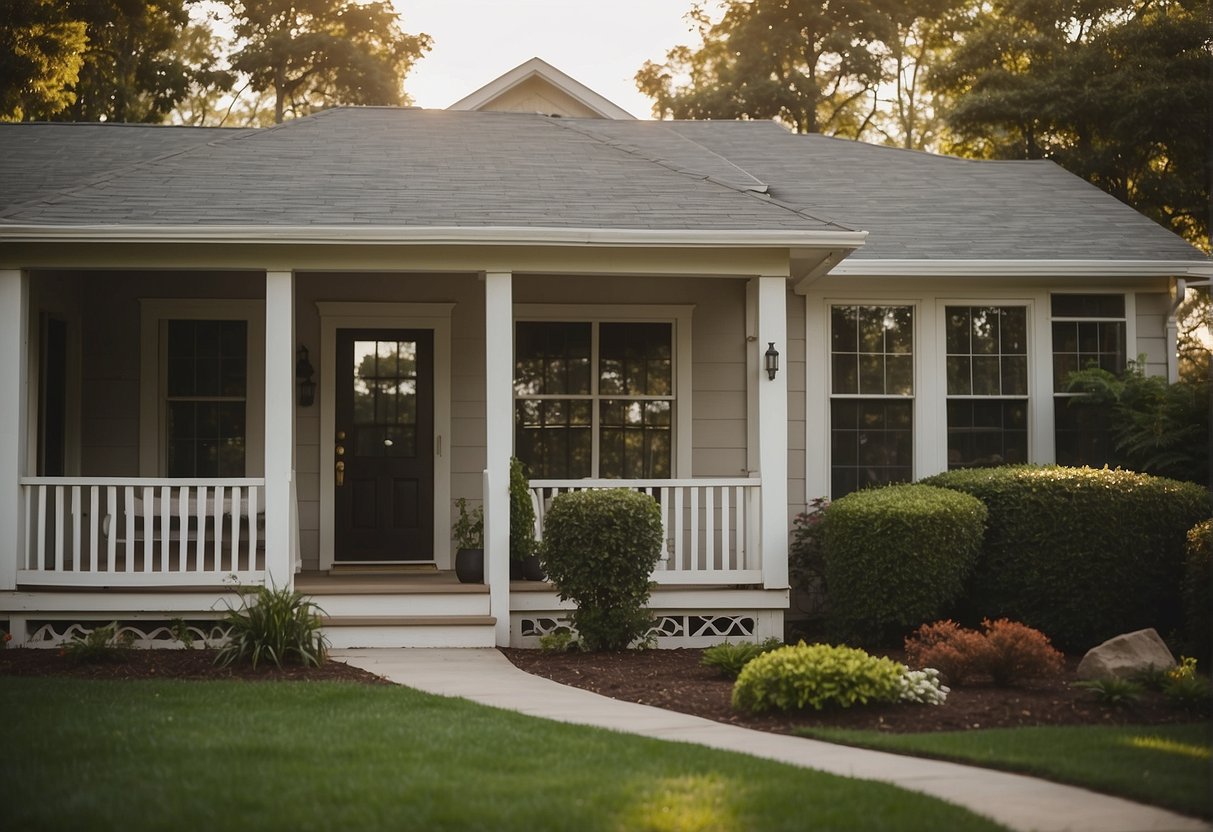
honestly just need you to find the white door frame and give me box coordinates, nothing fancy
[317,302,454,571]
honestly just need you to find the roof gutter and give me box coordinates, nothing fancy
[0,224,868,250]
[829,259,1213,279]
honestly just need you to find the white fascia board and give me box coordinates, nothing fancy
[830,259,1213,279]
[449,57,636,120]
[0,224,868,250]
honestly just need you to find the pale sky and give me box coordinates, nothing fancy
[393,0,720,118]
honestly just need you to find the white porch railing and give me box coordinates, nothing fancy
[530,478,762,586]
[18,478,266,588]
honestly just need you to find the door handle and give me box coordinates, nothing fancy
[335,460,345,487]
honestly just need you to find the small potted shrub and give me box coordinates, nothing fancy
[510,457,542,580]
[452,497,484,584]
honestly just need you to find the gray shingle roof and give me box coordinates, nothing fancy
[0,108,1205,263]
[0,109,843,233]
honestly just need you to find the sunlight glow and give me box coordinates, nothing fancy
[1126,735,1211,760]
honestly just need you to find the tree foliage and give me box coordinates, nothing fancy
[636,0,963,145]
[224,0,431,124]
[50,0,197,123]
[0,0,87,122]
[930,0,1212,249]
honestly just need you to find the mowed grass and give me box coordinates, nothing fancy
[0,677,1009,832]
[799,723,1212,819]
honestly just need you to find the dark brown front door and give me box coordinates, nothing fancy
[335,329,434,561]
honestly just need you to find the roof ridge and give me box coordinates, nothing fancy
[0,125,259,220]
[549,118,855,232]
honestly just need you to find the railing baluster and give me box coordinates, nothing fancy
[657,486,669,570]
[22,484,33,570]
[689,486,699,571]
[141,486,154,572]
[213,485,225,573]
[179,486,191,572]
[705,486,715,571]
[88,486,99,572]
[159,485,171,573]
[124,486,135,572]
[720,486,731,570]
[673,486,684,571]
[197,485,210,572]
[70,486,81,571]
[247,486,259,570]
[54,485,65,572]
[106,486,117,572]
[35,485,47,571]
[230,486,242,573]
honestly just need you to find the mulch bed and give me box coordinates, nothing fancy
[2,644,1201,734]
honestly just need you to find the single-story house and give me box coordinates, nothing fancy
[1,59,1208,648]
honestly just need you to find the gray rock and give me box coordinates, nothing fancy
[1077,628,1176,680]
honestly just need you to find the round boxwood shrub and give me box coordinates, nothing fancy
[732,642,905,713]
[822,484,987,645]
[923,465,1211,651]
[1184,519,1212,665]
[540,489,663,650]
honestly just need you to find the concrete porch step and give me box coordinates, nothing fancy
[321,615,497,649]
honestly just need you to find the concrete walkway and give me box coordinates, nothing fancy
[331,648,1210,832]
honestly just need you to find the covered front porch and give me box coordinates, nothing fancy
[0,241,812,647]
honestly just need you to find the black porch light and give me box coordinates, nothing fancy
[296,345,316,407]
[764,342,779,381]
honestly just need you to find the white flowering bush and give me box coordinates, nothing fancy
[899,667,949,705]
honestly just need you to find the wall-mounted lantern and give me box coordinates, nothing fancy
[764,342,779,381]
[296,345,316,407]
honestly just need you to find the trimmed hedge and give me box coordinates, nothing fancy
[1184,520,1212,665]
[732,643,905,713]
[540,489,663,650]
[823,484,987,645]
[923,465,1211,651]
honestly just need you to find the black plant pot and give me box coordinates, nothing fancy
[522,554,546,582]
[509,558,525,581]
[455,548,484,583]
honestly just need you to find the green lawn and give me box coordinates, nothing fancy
[798,723,1212,819]
[0,677,1009,832]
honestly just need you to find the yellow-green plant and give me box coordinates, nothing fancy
[732,642,905,713]
[215,585,328,669]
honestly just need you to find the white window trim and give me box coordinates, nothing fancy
[936,299,1038,470]
[514,304,693,477]
[138,299,266,477]
[316,301,454,571]
[822,300,919,497]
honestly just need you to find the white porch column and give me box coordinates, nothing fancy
[264,271,295,589]
[484,271,513,646]
[0,270,29,591]
[756,276,789,590]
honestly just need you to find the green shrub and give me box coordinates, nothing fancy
[1184,519,1212,665]
[732,642,905,713]
[540,489,663,651]
[60,622,133,664]
[509,457,537,562]
[1074,677,1145,706]
[822,484,986,645]
[923,465,1211,651]
[215,585,328,669]
[789,497,830,618]
[701,639,782,679]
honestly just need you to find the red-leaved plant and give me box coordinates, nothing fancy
[905,618,1064,687]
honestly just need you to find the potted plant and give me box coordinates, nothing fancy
[510,457,543,580]
[452,497,484,584]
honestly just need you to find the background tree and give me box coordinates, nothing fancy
[48,0,197,123]
[636,0,892,136]
[224,0,431,124]
[0,0,87,121]
[168,22,238,127]
[930,0,1212,250]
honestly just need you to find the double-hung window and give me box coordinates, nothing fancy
[514,319,676,479]
[1051,294,1127,466]
[944,305,1029,469]
[829,305,914,496]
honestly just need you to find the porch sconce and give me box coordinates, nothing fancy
[764,342,780,381]
[296,345,316,407]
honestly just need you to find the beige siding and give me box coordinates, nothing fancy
[1134,291,1170,377]
[786,285,807,520]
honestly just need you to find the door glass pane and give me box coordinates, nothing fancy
[353,339,418,456]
